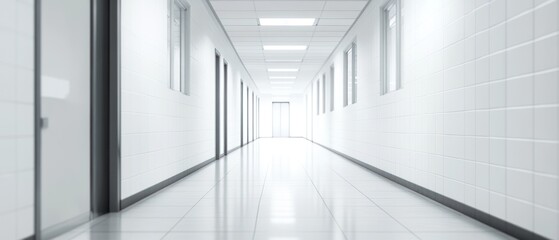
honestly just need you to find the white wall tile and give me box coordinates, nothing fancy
[507,44,534,78]
[535,174,558,209]
[506,108,534,139]
[534,71,558,105]
[490,192,506,218]
[307,0,559,238]
[534,0,558,37]
[476,163,490,189]
[121,0,253,198]
[506,169,533,201]
[507,0,534,19]
[535,206,559,239]
[535,142,558,175]
[506,12,534,47]
[506,140,534,170]
[0,0,34,239]
[507,76,533,107]
[535,35,558,72]
[506,197,534,231]
[535,106,559,140]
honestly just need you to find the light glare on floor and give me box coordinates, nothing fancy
[259,18,316,26]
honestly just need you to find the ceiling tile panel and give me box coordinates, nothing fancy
[317,18,355,25]
[253,1,325,11]
[211,1,255,11]
[323,1,367,10]
[256,11,322,18]
[220,18,259,26]
[216,11,258,18]
[209,0,369,94]
[320,10,361,18]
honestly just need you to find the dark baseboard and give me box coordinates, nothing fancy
[121,144,243,210]
[40,212,90,240]
[309,139,548,240]
[23,235,35,240]
[227,145,241,154]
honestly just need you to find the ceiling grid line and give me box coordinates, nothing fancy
[210,0,369,95]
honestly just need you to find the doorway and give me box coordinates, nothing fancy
[223,62,228,154]
[272,102,290,138]
[40,0,92,237]
[215,51,225,159]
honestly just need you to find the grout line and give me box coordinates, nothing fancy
[159,150,240,239]
[299,141,350,240]
[251,142,269,240]
[329,158,422,239]
[531,0,536,233]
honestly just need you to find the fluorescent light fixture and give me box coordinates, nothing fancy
[263,45,307,51]
[268,68,298,72]
[270,81,295,85]
[272,86,293,89]
[259,18,316,26]
[265,59,303,63]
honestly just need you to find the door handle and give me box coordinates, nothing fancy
[41,117,49,129]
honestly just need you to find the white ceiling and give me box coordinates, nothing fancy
[209,0,369,95]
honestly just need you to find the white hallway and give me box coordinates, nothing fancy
[0,0,557,239]
[57,139,512,240]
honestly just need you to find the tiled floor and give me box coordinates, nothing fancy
[55,138,515,240]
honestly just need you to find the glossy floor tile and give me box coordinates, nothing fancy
[55,139,515,240]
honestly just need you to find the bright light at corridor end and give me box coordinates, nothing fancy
[259,18,316,26]
[263,45,307,51]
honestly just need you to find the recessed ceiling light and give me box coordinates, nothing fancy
[269,76,296,79]
[270,81,295,84]
[272,86,293,89]
[259,18,316,26]
[265,59,303,63]
[268,68,299,72]
[263,45,307,51]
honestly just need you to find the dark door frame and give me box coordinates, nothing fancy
[252,92,255,141]
[91,0,122,217]
[214,50,221,159]
[223,61,228,154]
[92,0,121,215]
[33,0,42,237]
[246,86,250,144]
[240,81,243,147]
[91,0,112,218]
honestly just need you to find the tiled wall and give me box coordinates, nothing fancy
[308,0,558,238]
[0,0,35,239]
[121,0,254,198]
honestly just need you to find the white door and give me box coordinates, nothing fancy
[272,102,290,137]
[41,0,91,236]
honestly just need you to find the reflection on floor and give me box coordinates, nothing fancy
[55,138,514,240]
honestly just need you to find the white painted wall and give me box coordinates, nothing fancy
[307,0,558,239]
[259,94,306,138]
[0,0,35,239]
[120,0,257,199]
